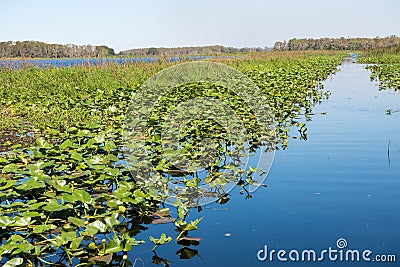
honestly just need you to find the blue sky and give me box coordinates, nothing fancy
[1,0,399,52]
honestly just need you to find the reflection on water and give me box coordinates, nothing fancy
[133,63,400,266]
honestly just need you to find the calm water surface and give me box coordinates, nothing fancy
[0,56,220,68]
[131,63,400,266]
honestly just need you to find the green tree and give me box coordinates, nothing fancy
[146,47,159,56]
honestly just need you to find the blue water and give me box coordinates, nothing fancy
[0,55,225,68]
[130,63,400,266]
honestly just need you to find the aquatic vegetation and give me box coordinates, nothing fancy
[367,64,400,91]
[361,53,400,115]
[0,63,167,133]
[0,53,340,265]
[358,55,400,64]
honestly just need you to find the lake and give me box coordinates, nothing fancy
[0,56,223,68]
[131,63,400,266]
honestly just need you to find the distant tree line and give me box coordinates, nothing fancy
[0,41,115,58]
[3,35,399,58]
[119,45,267,56]
[0,41,268,58]
[273,35,400,51]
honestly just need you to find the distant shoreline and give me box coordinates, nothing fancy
[1,36,398,59]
